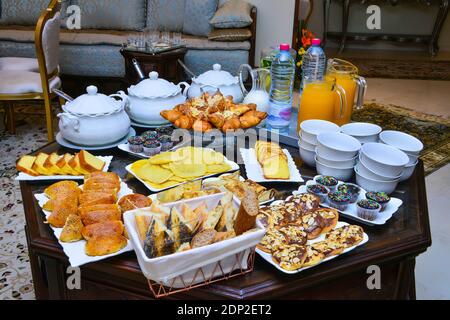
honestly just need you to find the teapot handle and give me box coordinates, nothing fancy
[57,113,80,132]
[238,64,254,96]
[178,82,191,97]
[111,91,130,112]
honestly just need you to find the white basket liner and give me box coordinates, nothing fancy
[123,193,266,286]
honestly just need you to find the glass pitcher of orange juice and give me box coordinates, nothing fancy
[327,58,367,125]
[297,75,347,133]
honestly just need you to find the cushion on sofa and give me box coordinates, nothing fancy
[70,0,146,31]
[152,0,187,32]
[210,0,253,29]
[183,0,218,37]
[0,0,50,26]
[208,28,251,41]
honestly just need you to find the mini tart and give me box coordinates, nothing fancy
[286,193,321,213]
[311,240,345,258]
[257,229,287,253]
[276,223,307,246]
[141,130,158,141]
[315,176,338,189]
[303,245,325,267]
[272,244,307,271]
[365,191,391,210]
[306,185,330,202]
[300,212,324,240]
[315,207,339,234]
[337,183,361,203]
[327,191,351,211]
[356,199,381,221]
[325,225,364,248]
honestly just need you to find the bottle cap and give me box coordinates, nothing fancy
[312,38,321,46]
[279,43,290,51]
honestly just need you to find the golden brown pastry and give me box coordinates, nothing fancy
[233,189,259,235]
[44,180,80,199]
[79,192,116,207]
[192,119,213,132]
[174,115,194,130]
[78,204,120,216]
[81,220,125,240]
[208,112,225,129]
[59,214,84,242]
[46,193,78,228]
[80,208,122,226]
[118,194,152,212]
[85,234,128,256]
[222,117,241,132]
[160,109,183,122]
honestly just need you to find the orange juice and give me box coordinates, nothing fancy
[297,77,346,133]
[332,73,357,125]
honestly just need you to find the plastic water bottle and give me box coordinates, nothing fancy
[301,38,326,82]
[267,44,296,129]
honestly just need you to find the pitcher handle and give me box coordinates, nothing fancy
[178,81,191,96]
[335,84,347,119]
[354,75,367,110]
[238,64,253,96]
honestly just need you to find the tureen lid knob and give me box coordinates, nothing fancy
[149,71,159,80]
[86,85,98,95]
[213,64,221,71]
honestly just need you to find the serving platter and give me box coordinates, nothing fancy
[256,220,369,275]
[240,148,304,183]
[56,128,136,151]
[295,176,403,226]
[15,156,113,181]
[125,155,240,193]
[130,120,172,129]
[34,180,134,267]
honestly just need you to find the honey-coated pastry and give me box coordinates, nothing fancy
[118,194,152,212]
[222,117,241,132]
[85,234,128,256]
[208,113,225,129]
[78,204,120,216]
[80,208,122,226]
[46,193,79,228]
[240,110,266,129]
[44,180,80,199]
[60,214,84,242]
[81,220,124,240]
[79,192,116,206]
[160,109,183,122]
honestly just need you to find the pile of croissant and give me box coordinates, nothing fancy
[160,92,267,133]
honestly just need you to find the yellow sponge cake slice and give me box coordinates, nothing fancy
[43,153,62,175]
[16,155,39,176]
[79,150,105,173]
[57,154,80,175]
[68,153,91,175]
[32,153,52,175]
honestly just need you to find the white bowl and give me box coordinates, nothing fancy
[356,158,401,181]
[299,119,340,144]
[379,130,424,155]
[405,152,420,166]
[316,132,361,161]
[315,157,354,181]
[354,167,400,195]
[360,142,409,177]
[299,146,316,167]
[298,137,316,151]
[400,160,418,182]
[340,122,382,144]
[315,147,358,168]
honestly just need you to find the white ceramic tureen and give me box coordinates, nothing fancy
[188,64,244,103]
[57,85,130,146]
[119,71,189,125]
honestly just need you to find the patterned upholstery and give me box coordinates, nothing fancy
[210,0,253,29]
[0,0,50,26]
[183,0,218,36]
[155,0,187,32]
[70,0,147,31]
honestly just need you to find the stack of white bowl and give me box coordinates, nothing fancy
[315,132,361,181]
[379,130,424,181]
[355,142,409,194]
[298,120,341,168]
[340,122,382,144]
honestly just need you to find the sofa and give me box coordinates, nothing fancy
[0,0,256,83]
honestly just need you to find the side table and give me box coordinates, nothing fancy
[120,47,188,86]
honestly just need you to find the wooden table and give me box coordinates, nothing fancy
[20,142,431,299]
[120,47,187,86]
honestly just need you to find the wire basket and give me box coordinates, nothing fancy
[147,248,256,298]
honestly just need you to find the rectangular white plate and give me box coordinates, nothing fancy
[34,180,134,267]
[240,148,303,183]
[294,177,403,226]
[117,138,191,159]
[256,221,369,274]
[15,156,113,181]
[126,151,240,193]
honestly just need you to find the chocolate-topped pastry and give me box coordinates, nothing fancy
[303,245,325,267]
[325,225,364,248]
[311,240,344,258]
[365,191,391,211]
[306,184,330,203]
[256,212,271,229]
[276,223,307,246]
[257,228,286,253]
[337,183,361,203]
[327,191,351,211]
[299,212,324,240]
[282,201,302,223]
[285,193,320,213]
[272,244,307,271]
[315,176,338,191]
[314,208,339,233]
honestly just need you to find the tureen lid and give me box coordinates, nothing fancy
[128,71,181,98]
[194,64,238,86]
[63,85,123,116]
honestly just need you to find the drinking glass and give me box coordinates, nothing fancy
[173,32,182,45]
